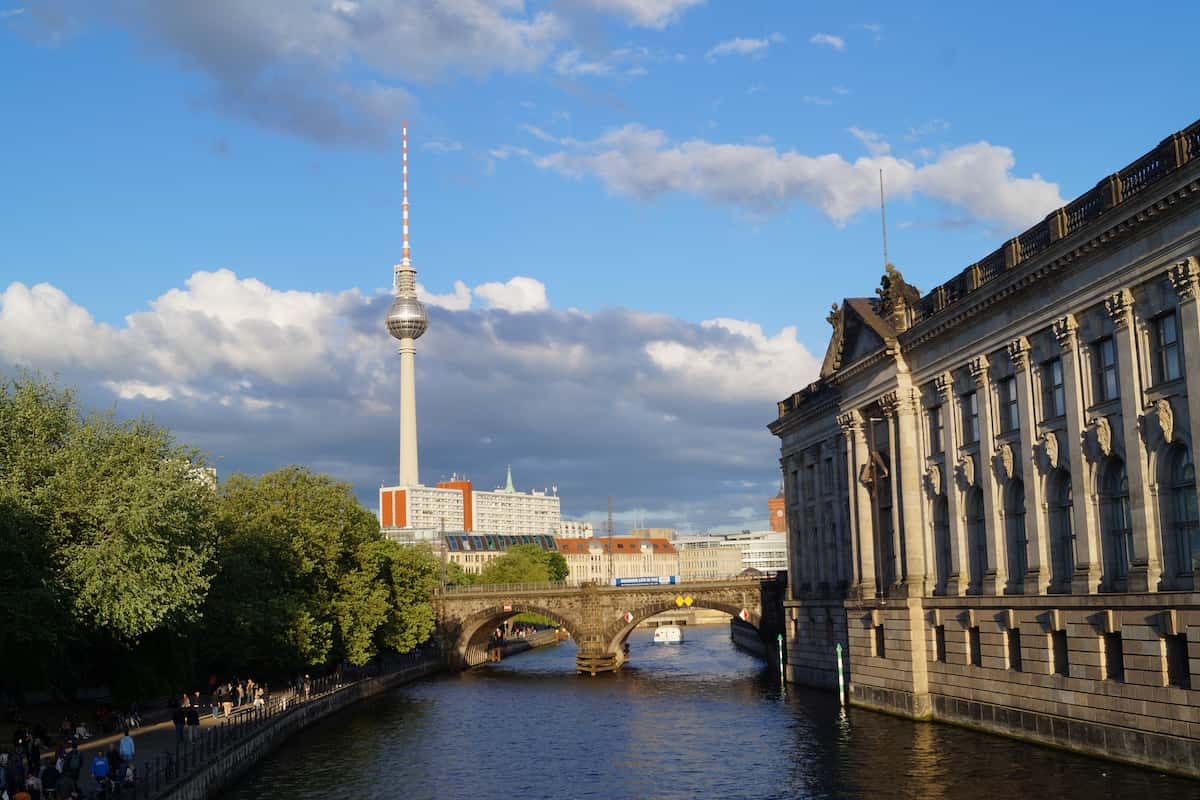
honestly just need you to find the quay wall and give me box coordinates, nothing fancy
[161,660,441,800]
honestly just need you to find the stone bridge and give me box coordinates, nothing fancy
[436,578,775,674]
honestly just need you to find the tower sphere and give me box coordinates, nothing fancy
[386,294,428,340]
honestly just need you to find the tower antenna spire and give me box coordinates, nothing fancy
[879,168,890,270]
[402,120,411,268]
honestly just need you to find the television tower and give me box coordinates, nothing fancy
[385,122,428,487]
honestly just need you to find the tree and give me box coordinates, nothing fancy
[478,545,552,585]
[444,559,476,588]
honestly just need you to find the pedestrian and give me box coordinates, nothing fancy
[118,729,134,765]
[212,684,223,720]
[89,753,107,786]
[185,703,200,743]
[39,758,58,799]
[172,704,185,744]
[63,744,81,784]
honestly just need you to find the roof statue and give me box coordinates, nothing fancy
[875,263,921,333]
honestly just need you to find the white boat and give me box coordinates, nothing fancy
[653,624,683,645]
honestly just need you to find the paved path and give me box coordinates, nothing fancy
[71,698,292,795]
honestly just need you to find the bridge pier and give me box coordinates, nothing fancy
[575,647,623,675]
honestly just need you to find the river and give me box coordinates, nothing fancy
[223,625,1197,799]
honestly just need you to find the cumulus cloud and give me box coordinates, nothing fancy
[475,276,550,312]
[535,124,1063,228]
[809,33,845,51]
[418,279,473,311]
[705,33,784,61]
[0,269,813,530]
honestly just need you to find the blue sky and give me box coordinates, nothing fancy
[2,0,1199,531]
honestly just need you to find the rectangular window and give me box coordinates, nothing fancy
[1104,632,1125,682]
[929,406,944,455]
[998,377,1020,433]
[1166,633,1191,689]
[1156,312,1183,384]
[1051,630,1070,677]
[935,625,947,663]
[1093,337,1119,401]
[1008,629,1023,672]
[968,626,982,667]
[822,457,834,494]
[1044,358,1066,418]
[962,391,980,444]
[874,625,886,658]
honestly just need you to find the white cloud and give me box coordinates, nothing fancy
[802,95,832,106]
[832,85,850,95]
[567,0,705,29]
[705,33,784,61]
[38,0,699,147]
[422,139,463,154]
[0,268,808,530]
[520,123,559,143]
[645,319,819,403]
[555,48,615,77]
[418,280,473,311]
[535,124,1063,228]
[0,7,25,18]
[849,126,890,157]
[474,276,550,313]
[554,44,678,79]
[809,33,845,51]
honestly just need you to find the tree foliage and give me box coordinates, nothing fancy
[0,372,445,695]
[478,544,566,584]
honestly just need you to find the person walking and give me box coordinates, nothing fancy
[171,704,185,745]
[185,703,200,743]
[118,729,134,765]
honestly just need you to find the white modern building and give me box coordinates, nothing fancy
[554,520,595,538]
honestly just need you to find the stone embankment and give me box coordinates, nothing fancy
[155,659,441,800]
[495,629,561,659]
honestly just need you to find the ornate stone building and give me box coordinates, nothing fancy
[770,119,1200,775]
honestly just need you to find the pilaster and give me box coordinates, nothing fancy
[1008,337,1048,594]
[839,411,878,599]
[882,386,929,598]
[935,373,968,596]
[1106,288,1162,591]
[1170,257,1200,486]
[1054,314,1101,593]
[968,355,1006,595]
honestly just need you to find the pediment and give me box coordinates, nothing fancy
[819,297,896,378]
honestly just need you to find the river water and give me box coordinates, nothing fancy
[224,625,1197,799]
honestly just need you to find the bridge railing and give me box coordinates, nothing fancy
[436,574,771,596]
[436,580,570,595]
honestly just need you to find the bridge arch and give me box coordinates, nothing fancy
[448,602,583,669]
[600,597,761,656]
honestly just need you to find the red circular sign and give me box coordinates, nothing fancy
[739,608,750,621]
[623,612,633,623]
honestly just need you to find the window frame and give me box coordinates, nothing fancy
[1093,336,1119,402]
[1043,358,1066,419]
[998,376,1020,433]
[962,390,980,444]
[1154,311,1183,385]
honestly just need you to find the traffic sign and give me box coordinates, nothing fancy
[623,611,634,623]
[684,596,693,607]
[739,608,750,621]
[502,602,513,612]
[675,596,684,607]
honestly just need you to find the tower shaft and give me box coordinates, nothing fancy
[399,341,419,486]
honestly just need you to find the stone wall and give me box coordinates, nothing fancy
[159,661,440,800]
[843,593,1200,777]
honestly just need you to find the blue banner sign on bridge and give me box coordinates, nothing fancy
[612,576,677,587]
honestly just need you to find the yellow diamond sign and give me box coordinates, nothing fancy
[675,596,684,607]
[684,596,693,607]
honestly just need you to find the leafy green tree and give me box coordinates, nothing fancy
[443,559,476,587]
[478,545,551,584]
[543,550,569,582]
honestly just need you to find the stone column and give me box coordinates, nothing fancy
[839,411,877,598]
[1054,314,1102,593]
[1106,288,1162,592]
[883,386,929,597]
[968,356,1006,595]
[935,373,968,596]
[1170,257,1200,496]
[1008,337,1049,594]
[781,456,800,599]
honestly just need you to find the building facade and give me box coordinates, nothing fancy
[380,467,562,539]
[771,120,1200,775]
[554,520,595,538]
[557,537,678,585]
[444,533,560,576]
[768,490,787,533]
[675,536,746,581]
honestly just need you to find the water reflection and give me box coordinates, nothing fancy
[223,626,1196,800]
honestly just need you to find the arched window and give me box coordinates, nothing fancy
[1165,446,1199,583]
[966,486,986,594]
[933,496,951,595]
[1100,458,1132,590]
[1005,480,1028,593]
[1048,469,1074,592]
